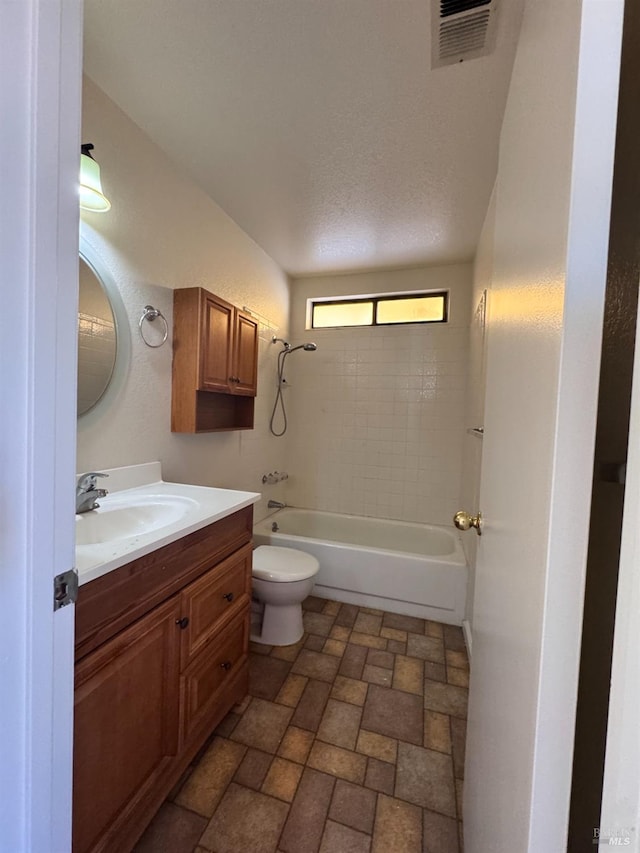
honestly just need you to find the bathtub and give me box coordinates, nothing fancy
[253,508,468,626]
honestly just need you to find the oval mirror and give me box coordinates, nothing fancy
[77,255,117,415]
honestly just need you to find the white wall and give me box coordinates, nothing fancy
[78,78,291,522]
[459,188,496,626]
[286,265,471,525]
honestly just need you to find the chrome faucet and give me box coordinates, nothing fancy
[76,472,109,514]
[267,500,286,510]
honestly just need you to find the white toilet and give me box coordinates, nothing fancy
[251,545,320,646]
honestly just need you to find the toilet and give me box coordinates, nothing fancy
[251,545,320,646]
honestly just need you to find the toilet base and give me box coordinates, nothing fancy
[251,602,304,646]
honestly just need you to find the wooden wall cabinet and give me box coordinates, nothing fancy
[73,507,252,853]
[172,287,258,432]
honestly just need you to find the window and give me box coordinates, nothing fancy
[310,292,448,329]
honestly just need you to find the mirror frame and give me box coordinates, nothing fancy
[78,235,130,421]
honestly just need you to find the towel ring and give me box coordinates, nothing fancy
[139,305,168,348]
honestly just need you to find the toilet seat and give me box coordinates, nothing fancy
[253,545,319,582]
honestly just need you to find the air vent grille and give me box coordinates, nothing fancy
[432,0,499,68]
[441,0,491,18]
[440,11,490,57]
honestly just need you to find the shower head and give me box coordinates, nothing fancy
[272,336,318,354]
[286,342,317,354]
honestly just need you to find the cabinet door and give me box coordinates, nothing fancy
[200,293,234,392]
[73,598,181,853]
[233,310,258,396]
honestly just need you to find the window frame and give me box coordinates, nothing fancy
[309,290,449,330]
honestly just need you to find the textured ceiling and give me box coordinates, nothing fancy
[84,1,524,275]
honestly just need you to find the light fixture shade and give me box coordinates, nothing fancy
[80,150,111,212]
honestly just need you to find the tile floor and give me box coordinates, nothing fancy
[134,597,468,853]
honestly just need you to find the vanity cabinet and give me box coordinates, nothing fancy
[172,287,258,432]
[73,507,253,853]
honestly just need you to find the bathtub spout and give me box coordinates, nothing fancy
[267,500,287,509]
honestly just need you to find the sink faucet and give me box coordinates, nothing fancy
[76,472,109,514]
[267,500,286,510]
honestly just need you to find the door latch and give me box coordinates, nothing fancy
[54,569,79,611]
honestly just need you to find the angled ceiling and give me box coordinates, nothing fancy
[84,0,524,275]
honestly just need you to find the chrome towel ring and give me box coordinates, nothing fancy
[139,305,168,348]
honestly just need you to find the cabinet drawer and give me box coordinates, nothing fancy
[180,611,249,745]
[178,542,252,669]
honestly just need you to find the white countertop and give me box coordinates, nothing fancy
[76,462,260,586]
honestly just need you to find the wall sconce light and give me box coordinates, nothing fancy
[80,143,111,212]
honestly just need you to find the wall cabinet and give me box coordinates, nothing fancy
[73,507,252,853]
[172,287,258,432]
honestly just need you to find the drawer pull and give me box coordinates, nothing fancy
[176,617,190,630]
[222,592,234,602]
[220,660,233,671]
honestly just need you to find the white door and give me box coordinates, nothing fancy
[462,1,624,851]
[0,1,83,850]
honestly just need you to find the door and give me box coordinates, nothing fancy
[0,1,83,850]
[576,2,640,844]
[73,598,181,853]
[200,291,234,391]
[233,310,258,395]
[461,1,624,851]
[599,276,640,845]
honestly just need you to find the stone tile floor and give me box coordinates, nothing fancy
[134,597,468,853]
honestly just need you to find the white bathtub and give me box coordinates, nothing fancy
[253,508,468,625]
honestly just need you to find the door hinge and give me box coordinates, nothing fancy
[54,569,78,611]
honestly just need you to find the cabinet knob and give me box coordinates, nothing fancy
[220,660,233,671]
[222,592,234,602]
[176,616,190,629]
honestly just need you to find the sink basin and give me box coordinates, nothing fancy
[74,463,261,587]
[76,494,199,546]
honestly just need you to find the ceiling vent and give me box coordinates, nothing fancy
[432,0,499,68]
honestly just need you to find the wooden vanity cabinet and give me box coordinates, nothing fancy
[73,507,253,853]
[172,287,258,432]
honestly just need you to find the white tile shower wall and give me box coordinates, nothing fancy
[77,78,290,523]
[286,265,471,525]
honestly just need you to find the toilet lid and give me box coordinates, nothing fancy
[253,545,320,582]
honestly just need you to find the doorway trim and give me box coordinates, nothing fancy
[0,1,83,849]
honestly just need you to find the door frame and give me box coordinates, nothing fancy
[0,1,82,850]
